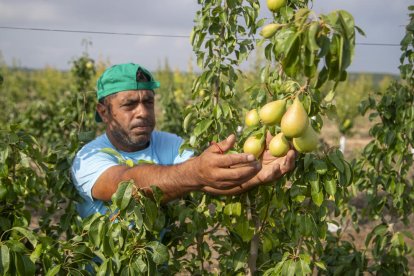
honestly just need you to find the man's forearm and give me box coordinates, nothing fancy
[93,158,203,202]
[92,140,263,203]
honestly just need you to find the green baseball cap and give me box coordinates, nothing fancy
[95,63,160,122]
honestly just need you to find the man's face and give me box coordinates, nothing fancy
[98,90,156,152]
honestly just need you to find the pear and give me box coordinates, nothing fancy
[259,99,286,126]
[259,23,282,39]
[269,133,290,157]
[267,0,287,12]
[281,97,309,137]
[245,109,260,127]
[292,123,319,153]
[243,136,264,159]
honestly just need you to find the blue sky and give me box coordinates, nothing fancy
[0,0,410,74]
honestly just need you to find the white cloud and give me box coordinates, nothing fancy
[0,2,59,22]
[0,0,410,74]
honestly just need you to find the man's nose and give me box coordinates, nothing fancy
[133,103,150,118]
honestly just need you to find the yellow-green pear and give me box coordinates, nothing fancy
[292,123,319,153]
[281,97,309,137]
[243,136,264,158]
[269,133,290,157]
[259,99,286,126]
[259,23,282,38]
[267,0,287,12]
[245,109,260,127]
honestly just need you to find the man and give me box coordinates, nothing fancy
[71,63,296,218]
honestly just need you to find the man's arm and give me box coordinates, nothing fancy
[92,135,262,202]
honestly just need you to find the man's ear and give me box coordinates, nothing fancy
[97,102,109,123]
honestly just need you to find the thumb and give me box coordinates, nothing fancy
[208,134,236,153]
[266,131,274,146]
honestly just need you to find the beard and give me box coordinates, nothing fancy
[108,118,155,151]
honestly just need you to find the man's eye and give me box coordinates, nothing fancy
[123,102,136,107]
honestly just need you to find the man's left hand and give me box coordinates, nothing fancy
[251,132,296,184]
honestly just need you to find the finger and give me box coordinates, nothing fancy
[265,131,274,147]
[272,163,282,179]
[257,163,281,183]
[215,164,261,183]
[219,152,256,167]
[207,134,236,154]
[281,149,296,173]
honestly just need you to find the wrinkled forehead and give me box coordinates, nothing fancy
[112,89,155,101]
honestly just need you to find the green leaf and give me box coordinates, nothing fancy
[0,245,10,275]
[89,218,104,247]
[282,259,296,276]
[133,206,143,229]
[234,220,254,242]
[114,181,134,211]
[15,253,35,276]
[150,185,164,205]
[324,89,335,102]
[308,171,319,193]
[131,255,147,273]
[45,265,61,276]
[314,261,327,270]
[101,147,123,160]
[328,151,344,173]
[311,191,324,207]
[313,159,328,175]
[183,112,193,132]
[262,231,274,253]
[315,66,328,89]
[342,160,353,186]
[223,202,242,216]
[323,178,337,196]
[296,259,312,275]
[304,154,312,170]
[193,118,213,136]
[337,10,355,40]
[143,198,158,231]
[97,259,112,276]
[147,241,169,265]
[12,227,37,248]
[306,21,320,53]
[373,224,388,236]
[29,244,42,263]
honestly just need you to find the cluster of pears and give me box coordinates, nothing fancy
[243,97,319,158]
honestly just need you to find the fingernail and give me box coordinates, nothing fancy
[247,154,255,161]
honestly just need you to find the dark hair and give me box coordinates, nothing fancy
[136,68,150,82]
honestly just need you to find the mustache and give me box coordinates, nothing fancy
[130,119,154,128]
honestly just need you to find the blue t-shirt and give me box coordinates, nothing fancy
[70,131,193,218]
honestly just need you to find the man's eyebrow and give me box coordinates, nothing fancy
[120,98,138,104]
[120,95,154,104]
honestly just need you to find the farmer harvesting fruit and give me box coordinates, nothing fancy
[71,63,296,218]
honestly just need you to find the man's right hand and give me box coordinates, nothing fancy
[191,134,261,190]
